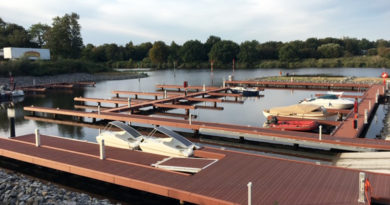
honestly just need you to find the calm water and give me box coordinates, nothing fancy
[0,67,388,144]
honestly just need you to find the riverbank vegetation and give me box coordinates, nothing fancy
[1,12,390,76]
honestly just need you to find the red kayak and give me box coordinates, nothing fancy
[267,120,318,131]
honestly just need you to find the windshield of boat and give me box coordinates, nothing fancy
[318,94,338,99]
[156,127,194,148]
[108,121,143,139]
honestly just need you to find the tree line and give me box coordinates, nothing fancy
[1,12,390,69]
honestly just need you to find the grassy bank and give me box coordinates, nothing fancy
[0,59,111,76]
[255,75,383,84]
[257,56,390,69]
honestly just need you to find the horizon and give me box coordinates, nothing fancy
[1,0,390,46]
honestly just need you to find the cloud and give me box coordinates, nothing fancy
[0,0,389,45]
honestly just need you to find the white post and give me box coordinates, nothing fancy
[222,78,226,88]
[319,125,322,140]
[189,112,192,125]
[164,90,167,99]
[128,97,131,108]
[98,105,101,115]
[358,172,366,203]
[364,109,368,124]
[203,84,206,92]
[247,182,252,205]
[98,128,101,135]
[35,129,40,147]
[100,139,105,160]
[369,100,371,110]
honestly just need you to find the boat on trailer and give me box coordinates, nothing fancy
[96,121,197,157]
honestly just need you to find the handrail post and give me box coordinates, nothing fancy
[100,139,105,160]
[358,172,366,203]
[247,182,252,205]
[35,129,40,147]
[318,125,322,140]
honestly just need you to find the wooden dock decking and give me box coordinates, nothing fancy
[1,134,390,205]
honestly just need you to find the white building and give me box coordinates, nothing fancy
[3,47,50,60]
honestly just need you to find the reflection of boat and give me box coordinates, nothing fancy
[300,94,354,109]
[230,87,260,96]
[264,117,318,131]
[96,121,197,157]
[263,104,333,120]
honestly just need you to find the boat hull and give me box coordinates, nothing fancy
[266,120,318,131]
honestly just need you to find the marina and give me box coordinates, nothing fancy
[1,68,390,204]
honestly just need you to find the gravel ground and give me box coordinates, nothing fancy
[0,72,147,87]
[0,169,118,205]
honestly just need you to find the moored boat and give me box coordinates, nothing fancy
[300,94,354,109]
[96,121,197,157]
[264,117,318,131]
[230,86,260,96]
[263,104,334,120]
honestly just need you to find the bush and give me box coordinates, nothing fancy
[0,59,111,77]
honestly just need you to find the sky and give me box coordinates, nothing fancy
[1,0,389,46]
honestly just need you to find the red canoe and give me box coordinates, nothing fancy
[267,120,318,131]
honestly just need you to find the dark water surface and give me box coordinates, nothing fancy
[0,67,388,151]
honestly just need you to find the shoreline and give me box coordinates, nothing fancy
[0,72,148,87]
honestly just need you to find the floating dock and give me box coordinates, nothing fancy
[1,134,389,204]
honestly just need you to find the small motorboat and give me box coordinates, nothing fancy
[0,85,24,98]
[300,94,354,109]
[230,86,260,96]
[96,121,197,157]
[264,117,318,131]
[263,104,334,120]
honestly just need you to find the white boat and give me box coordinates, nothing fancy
[96,121,197,157]
[11,89,24,97]
[263,104,334,120]
[96,121,143,150]
[230,86,260,96]
[139,127,196,158]
[300,94,354,109]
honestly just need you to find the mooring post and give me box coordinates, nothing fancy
[164,90,167,99]
[7,104,15,138]
[318,125,322,140]
[203,84,206,92]
[358,172,366,203]
[35,128,40,147]
[247,182,252,205]
[99,139,105,160]
[128,97,131,108]
[222,77,226,88]
[364,109,368,124]
[369,100,371,110]
[98,105,101,115]
[189,112,192,125]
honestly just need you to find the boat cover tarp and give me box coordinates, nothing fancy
[109,121,142,139]
[269,104,322,115]
[156,127,193,147]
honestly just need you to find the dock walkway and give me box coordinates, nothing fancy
[1,134,389,204]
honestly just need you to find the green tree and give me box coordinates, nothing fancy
[29,23,50,47]
[179,40,206,62]
[208,40,239,64]
[46,12,83,58]
[204,35,221,57]
[317,43,343,58]
[133,42,152,61]
[257,41,281,60]
[168,41,181,63]
[278,44,299,61]
[238,40,259,64]
[149,41,168,65]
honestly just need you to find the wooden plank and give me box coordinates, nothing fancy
[185,97,223,102]
[153,103,196,110]
[208,93,242,97]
